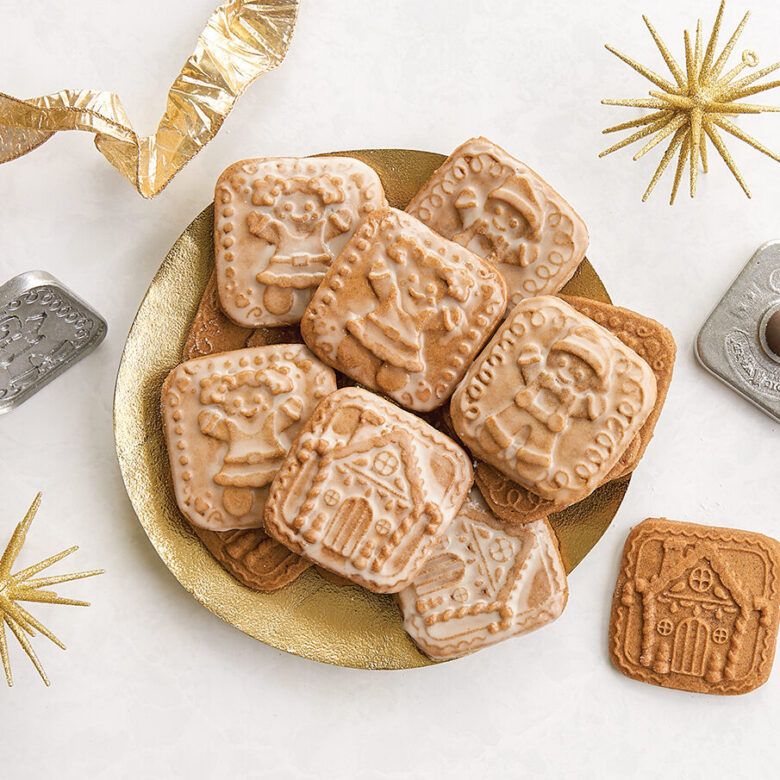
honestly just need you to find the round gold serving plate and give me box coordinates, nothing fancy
[114,149,629,669]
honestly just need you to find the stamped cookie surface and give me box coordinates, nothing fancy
[610,518,780,695]
[162,345,337,531]
[407,137,588,307]
[215,157,386,326]
[264,387,473,593]
[398,489,567,660]
[301,207,507,411]
[475,296,675,523]
[451,296,657,506]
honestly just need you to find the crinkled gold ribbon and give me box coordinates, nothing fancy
[0,0,299,198]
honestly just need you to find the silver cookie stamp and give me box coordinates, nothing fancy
[696,241,780,423]
[0,271,107,414]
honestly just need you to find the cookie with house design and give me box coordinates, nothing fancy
[264,387,473,593]
[474,295,676,524]
[406,137,589,308]
[214,157,386,327]
[300,207,507,412]
[162,344,337,532]
[398,489,568,660]
[610,518,780,695]
[451,296,658,507]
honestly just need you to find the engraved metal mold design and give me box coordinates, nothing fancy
[696,241,780,423]
[0,271,107,414]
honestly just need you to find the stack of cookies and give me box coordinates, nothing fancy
[162,139,676,661]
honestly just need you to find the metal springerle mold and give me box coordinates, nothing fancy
[0,271,107,414]
[696,241,780,423]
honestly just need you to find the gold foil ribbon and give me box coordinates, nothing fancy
[0,0,299,198]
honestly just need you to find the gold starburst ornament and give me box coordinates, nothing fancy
[601,1,780,202]
[0,494,103,686]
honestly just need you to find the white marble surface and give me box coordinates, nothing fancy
[1,1,779,776]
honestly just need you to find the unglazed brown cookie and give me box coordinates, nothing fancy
[406,137,588,308]
[476,296,676,523]
[193,525,312,591]
[264,387,473,593]
[397,489,567,660]
[610,518,780,695]
[451,296,657,507]
[301,207,507,412]
[215,157,386,327]
[162,345,337,531]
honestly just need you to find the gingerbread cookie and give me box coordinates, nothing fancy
[301,207,507,412]
[193,525,312,591]
[406,137,588,307]
[215,157,386,326]
[264,387,473,593]
[475,296,675,523]
[451,296,657,506]
[162,344,337,531]
[610,518,780,695]
[398,489,567,660]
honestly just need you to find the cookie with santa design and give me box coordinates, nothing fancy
[398,488,567,660]
[474,295,675,523]
[162,344,337,532]
[610,518,780,695]
[215,157,386,327]
[451,296,657,507]
[264,387,473,593]
[406,137,588,308]
[301,207,507,412]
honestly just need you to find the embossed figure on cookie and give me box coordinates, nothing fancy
[610,518,780,695]
[481,327,609,471]
[264,388,473,593]
[197,365,305,517]
[214,157,386,327]
[398,490,567,660]
[162,345,337,532]
[451,296,657,506]
[407,137,589,307]
[301,208,507,412]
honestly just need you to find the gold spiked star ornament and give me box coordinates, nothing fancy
[0,494,103,686]
[601,1,780,202]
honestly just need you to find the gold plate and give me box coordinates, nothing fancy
[114,149,629,669]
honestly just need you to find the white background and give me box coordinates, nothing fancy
[1,0,779,777]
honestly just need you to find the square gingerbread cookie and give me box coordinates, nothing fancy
[406,137,589,308]
[397,489,567,660]
[162,345,336,531]
[451,296,657,506]
[301,207,507,412]
[610,518,780,695]
[215,157,386,326]
[264,387,473,593]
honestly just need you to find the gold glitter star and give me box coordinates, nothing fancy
[0,494,103,686]
[601,1,780,202]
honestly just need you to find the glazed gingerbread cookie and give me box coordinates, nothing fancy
[398,488,568,660]
[264,387,473,593]
[610,518,780,695]
[451,296,657,507]
[301,207,507,412]
[475,296,676,523]
[215,157,386,327]
[407,137,588,307]
[162,344,337,531]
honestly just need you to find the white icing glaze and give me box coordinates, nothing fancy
[264,387,473,593]
[451,296,657,505]
[214,157,386,326]
[301,207,507,411]
[398,489,568,660]
[407,137,589,307]
[162,344,336,531]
